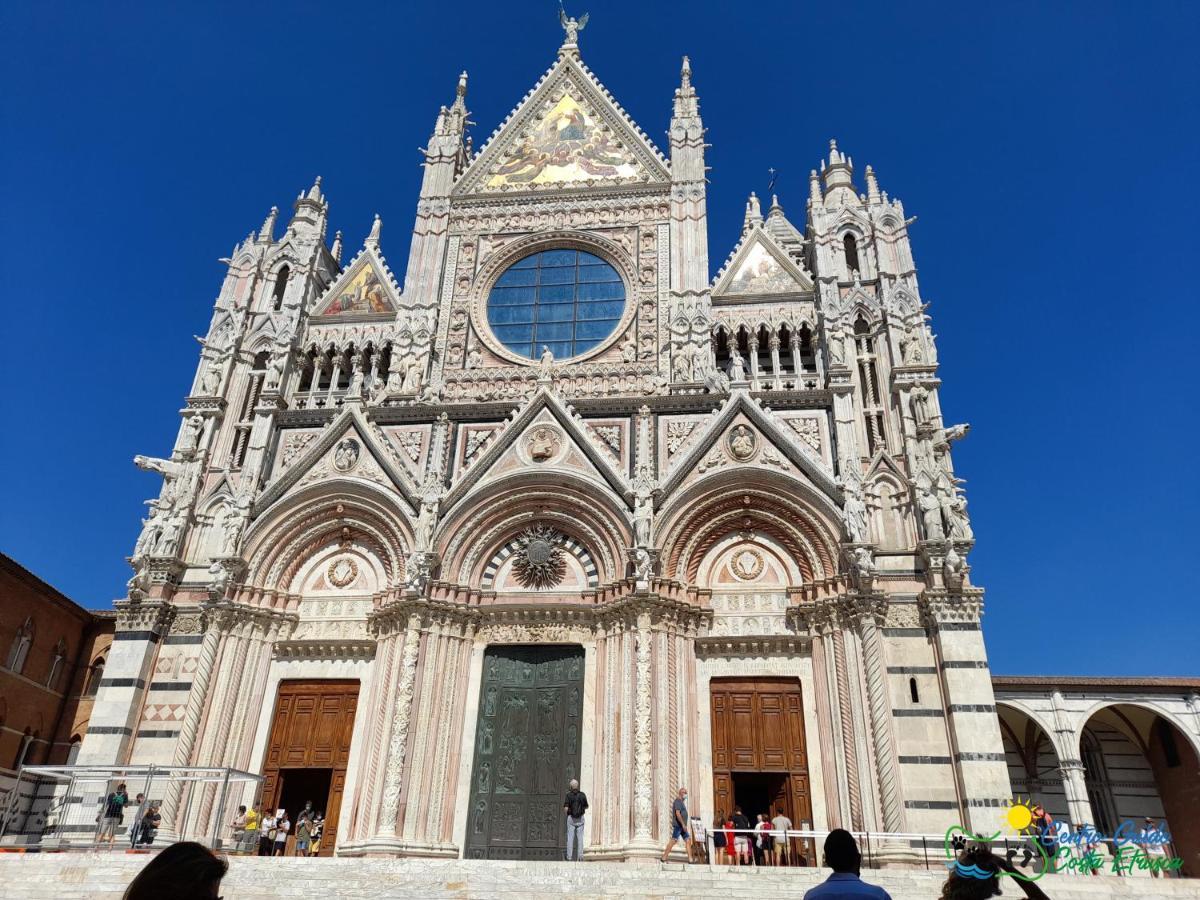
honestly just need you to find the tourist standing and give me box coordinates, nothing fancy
[295,813,312,857]
[660,786,694,863]
[138,805,161,846]
[723,812,738,865]
[97,782,129,848]
[309,813,324,856]
[755,813,774,865]
[230,805,247,852]
[272,810,290,856]
[712,813,728,864]
[562,778,589,862]
[128,793,147,848]
[243,806,259,854]
[803,829,892,900]
[1031,805,1056,872]
[258,810,277,856]
[730,806,752,865]
[1139,817,1168,877]
[772,806,793,866]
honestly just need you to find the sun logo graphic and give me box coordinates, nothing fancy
[1003,796,1038,834]
[941,797,1049,883]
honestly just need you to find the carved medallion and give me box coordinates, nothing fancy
[727,425,757,461]
[333,438,361,472]
[527,426,561,463]
[730,547,765,581]
[512,525,566,589]
[327,557,358,589]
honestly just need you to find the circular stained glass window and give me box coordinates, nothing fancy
[486,249,625,361]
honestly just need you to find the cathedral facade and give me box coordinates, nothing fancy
[78,25,1010,861]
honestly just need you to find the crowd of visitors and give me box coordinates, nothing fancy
[247,801,324,856]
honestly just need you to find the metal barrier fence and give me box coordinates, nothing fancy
[0,765,262,852]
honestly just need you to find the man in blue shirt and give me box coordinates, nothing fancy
[660,786,695,863]
[804,829,892,900]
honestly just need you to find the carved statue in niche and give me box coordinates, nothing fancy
[200,359,223,394]
[918,486,944,541]
[944,492,973,541]
[903,324,925,365]
[133,503,164,559]
[633,493,653,547]
[621,336,637,363]
[727,425,756,461]
[910,385,931,429]
[179,415,204,453]
[727,347,747,382]
[632,547,653,582]
[850,545,876,591]
[156,514,184,555]
[219,512,242,556]
[401,357,424,394]
[841,481,869,543]
[466,347,482,369]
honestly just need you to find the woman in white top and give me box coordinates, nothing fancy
[258,813,276,857]
[272,811,290,857]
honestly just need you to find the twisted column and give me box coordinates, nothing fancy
[832,625,863,828]
[376,616,422,837]
[856,596,904,832]
[160,614,221,829]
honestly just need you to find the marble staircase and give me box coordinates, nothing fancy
[0,855,1196,899]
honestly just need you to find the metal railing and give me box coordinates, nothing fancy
[0,765,262,852]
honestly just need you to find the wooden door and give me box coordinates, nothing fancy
[465,645,585,861]
[710,677,813,861]
[261,680,358,855]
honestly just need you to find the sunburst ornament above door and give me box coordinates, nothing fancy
[512,525,567,589]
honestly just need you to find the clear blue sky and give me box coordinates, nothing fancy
[2,2,1197,676]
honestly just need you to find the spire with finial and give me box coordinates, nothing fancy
[809,170,822,204]
[258,206,278,242]
[768,194,784,219]
[364,214,382,248]
[742,191,763,234]
[821,138,854,193]
[865,165,880,203]
[306,175,323,203]
[331,230,343,264]
[673,54,699,118]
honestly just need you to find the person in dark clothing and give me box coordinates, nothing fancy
[730,806,752,865]
[661,787,695,863]
[562,778,589,861]
[122,841,227,900]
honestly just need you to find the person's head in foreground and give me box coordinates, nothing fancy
[823,828,861,874]
[939,843,1002,900]
[123,841,227,900]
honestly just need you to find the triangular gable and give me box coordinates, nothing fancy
[253,405,418,516]
[312,247,400,319]
[712,227,812,299]
[659,390,842,505]
[441,388,630,513]
[455,55,670,196]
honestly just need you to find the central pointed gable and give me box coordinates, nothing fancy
[455,55,670,196]
[441,388,631,513]
[254,405,419,516]
[312,245,400,319]
[712,226,813,299]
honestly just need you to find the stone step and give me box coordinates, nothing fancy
[0,855,1195,899]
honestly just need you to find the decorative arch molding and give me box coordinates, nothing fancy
[439,474,631,588]
[241,480,413,593]
[657,471,840,584]
[467,229,639,367]
[1075,700,1200,764]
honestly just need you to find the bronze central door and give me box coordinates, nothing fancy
[465,645,584,860]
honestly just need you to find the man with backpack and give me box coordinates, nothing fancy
[562,778,589,861]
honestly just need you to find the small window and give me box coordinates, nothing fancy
[843,234,860,275]
[272,265,290,311]
[6,616,34,674]
[84,657,105,696]
[909,677,920,704]
[46,638,67,691]
[14,728,34,770]
[66,737,82,766]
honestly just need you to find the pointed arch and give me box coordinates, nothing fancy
[241,480,413,597]
[656,469,841,584]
